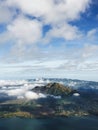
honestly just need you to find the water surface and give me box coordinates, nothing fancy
[0,116,98,130]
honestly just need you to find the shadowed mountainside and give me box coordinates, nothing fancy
[32,82,76,97]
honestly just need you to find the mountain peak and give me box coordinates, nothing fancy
[32,82,75,97]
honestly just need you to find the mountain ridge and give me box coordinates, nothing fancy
[32,82,76,97]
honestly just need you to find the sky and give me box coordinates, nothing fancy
[0,0,98,81]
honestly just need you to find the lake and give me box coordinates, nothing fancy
[0,116,98,130]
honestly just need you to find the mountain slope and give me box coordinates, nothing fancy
[32,82,75,97]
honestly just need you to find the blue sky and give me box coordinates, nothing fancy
[0,0,98,81]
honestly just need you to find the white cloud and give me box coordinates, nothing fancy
[1,0,98,81]
[44,23,82,43]
[2,0,91,44]
[0,3,15,24]
[82,44,98,58]
[6,0,91,24]
[7,16,42,44]
[0,0,91,46]
[87,29,97,38]
[25,91,46,100]
[0,31,12,44]
[0,80,47,99]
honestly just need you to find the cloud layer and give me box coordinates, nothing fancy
[0,0,98,81]
[0,0,91,45]
[0,80,47,100]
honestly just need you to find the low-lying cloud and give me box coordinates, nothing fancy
[0,80,47,100]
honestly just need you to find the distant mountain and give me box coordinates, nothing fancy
[42,78,98,89]
[32,82,76,97]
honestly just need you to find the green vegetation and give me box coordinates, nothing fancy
[0,98,89,118]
